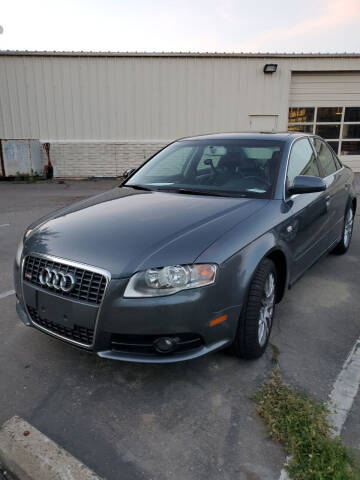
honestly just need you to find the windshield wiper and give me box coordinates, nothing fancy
[124,185,245,197]
[172,188,242,197]
[124,184,153,191]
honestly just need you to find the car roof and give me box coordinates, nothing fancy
[178,132,306,142]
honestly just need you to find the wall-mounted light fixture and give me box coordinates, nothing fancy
[263,64,278,74]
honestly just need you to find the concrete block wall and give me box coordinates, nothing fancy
[40,142,167,178]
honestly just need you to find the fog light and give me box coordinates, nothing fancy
[154,337,179,353]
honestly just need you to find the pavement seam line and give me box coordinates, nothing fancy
[278,336,360,479]
[0,290,15,300]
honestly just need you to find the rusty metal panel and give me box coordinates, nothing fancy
[2,140,41,176]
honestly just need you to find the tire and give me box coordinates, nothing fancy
[332,206,354,255]
[233,258,276,360]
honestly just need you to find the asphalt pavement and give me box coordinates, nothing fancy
[0,179,359,480]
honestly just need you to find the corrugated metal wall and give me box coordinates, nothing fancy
[0,55,300,141]
[0,54,360,142]
[0,55,291,140]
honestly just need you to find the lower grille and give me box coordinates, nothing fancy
[27,305,94,346]
[110,332,203,356]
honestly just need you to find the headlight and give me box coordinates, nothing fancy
[15,237,24,266]
[124,264,217,298]
[15,228,33,266]
[24,228,33,240]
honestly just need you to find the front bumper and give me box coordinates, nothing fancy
[15,258,241,363]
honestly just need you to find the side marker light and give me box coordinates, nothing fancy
[210,315,228,327]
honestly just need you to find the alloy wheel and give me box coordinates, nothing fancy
[258,272,276,347]
[343,208,354,248]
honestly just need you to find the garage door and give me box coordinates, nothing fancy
[288,72,360,172]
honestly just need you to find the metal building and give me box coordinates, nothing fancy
[1,51,360,176]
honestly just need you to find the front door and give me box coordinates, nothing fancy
[281,137,330,283]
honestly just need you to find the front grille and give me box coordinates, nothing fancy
[23,255,107,305]
[110,333,203,356]
[27,305,94,346]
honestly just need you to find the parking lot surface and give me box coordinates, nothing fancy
[0,179,359,480]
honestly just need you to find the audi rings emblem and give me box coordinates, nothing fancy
[39,267,76,293]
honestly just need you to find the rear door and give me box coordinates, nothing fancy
[312,137,348,246]
[283,137,330,282]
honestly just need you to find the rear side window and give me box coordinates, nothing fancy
[287,138,320,187]
[313,138,338,177]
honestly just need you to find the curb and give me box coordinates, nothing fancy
[0,416,102,480]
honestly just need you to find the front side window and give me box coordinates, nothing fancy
[332,152,342,170]
[125,139,284,198]
[313,138,338,177]
[287,138,320,188]
[327,141,339,155]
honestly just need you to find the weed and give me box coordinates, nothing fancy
[271,343,280,364]
[255,368,360,480]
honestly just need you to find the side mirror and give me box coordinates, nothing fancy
[288,175,326,195]
[123,168,136,179]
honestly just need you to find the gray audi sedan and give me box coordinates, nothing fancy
[14,133,356,363]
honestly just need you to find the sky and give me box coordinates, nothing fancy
[0,0,360,53]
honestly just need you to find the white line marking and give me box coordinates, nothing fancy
[327,338,360,436]
[279,336,360,479]
[279,461,291,480]
[0,223,10,227]
[0,289,15,300]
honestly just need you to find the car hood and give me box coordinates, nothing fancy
[24,187,268,277]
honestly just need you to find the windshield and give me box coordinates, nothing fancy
[125,139,284,198]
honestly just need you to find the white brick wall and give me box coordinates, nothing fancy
[40,141,168,178]
[39,141,360,177]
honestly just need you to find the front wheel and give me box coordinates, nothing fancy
[233,258,276,360]
[332,206,354,255]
